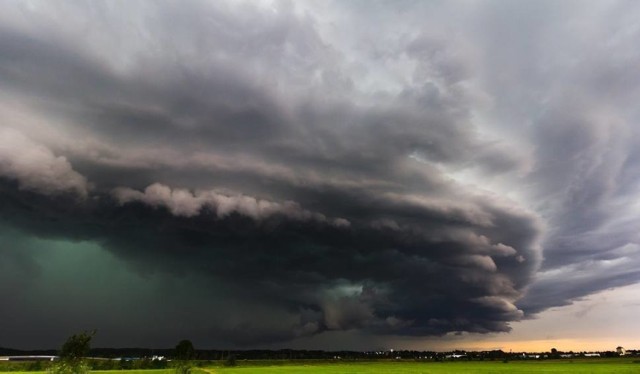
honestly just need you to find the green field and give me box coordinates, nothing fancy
[206,360,640,373]
[5,359,640,374]
[206,359,640,374]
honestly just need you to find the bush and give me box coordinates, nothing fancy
[27,361,44,371]
[119,359,133,370]
[224,354,237,367]
[48,361,90,374]
[49,331,95,374]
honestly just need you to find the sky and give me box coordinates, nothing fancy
[1,0,640,352]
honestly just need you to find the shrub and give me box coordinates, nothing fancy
[224,354,237,367]
[49,331,95,374]
[48,360,90,374]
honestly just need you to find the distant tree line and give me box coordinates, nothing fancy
[3,336,639,374]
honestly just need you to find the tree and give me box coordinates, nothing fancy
[50,330,95,374]
[174,339,195,374]
[175,340,195,361]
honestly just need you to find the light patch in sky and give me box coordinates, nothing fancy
[393,283,640,352]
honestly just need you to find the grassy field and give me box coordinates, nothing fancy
[206,359,640,373]
[5,371,173,374]
[5,359,640,373]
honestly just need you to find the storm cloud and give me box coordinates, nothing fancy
[0,0,639,349]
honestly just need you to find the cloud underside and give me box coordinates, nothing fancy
[1,0,640,347]
[0,171,539,344]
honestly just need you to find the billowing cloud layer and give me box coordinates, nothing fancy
[0,128,88,197]
[1,0,639,348]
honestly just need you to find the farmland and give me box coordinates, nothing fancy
[4,359,640,374]
[207,359,640,373]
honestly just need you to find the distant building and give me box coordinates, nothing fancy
[446,353,467,359]
[617,346,626,355]
[0,356,57,361]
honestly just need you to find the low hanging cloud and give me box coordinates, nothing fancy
[0,0,639,348]
[113,183,350,227]
[0,128,88,198]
